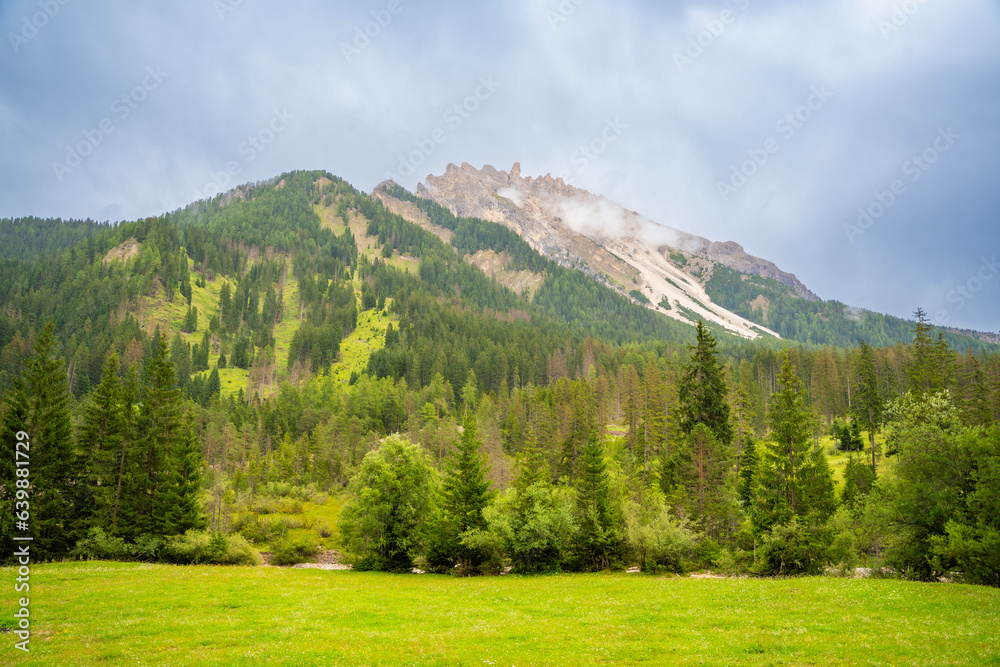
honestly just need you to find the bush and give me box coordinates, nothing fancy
[624,498,697,574]
[72,528,135,561]
[162,530,260,565]
[463,483,577,574]
[755,517,833,575]
[133,533,165,561]
[233,513,285,544]
[271,536,320,566]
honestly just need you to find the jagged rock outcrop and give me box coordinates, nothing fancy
[390,162,809,339]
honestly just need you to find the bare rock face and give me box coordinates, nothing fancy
[402,162,821,339]
[418,162,817,302]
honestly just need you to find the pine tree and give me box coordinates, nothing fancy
[852,340,883,474]
[642,360,666,484]
[679,320,733,446]
[163,410,207,534]
[128,332,185,538]
[910,308,936,394]
[0,377,31,557]
[0,322,79,558]
[573,430,621,570]
[440,409,495,568]
[78,353,127,530]
[753,351,816,533]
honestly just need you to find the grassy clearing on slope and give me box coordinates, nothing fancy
[328,299,396,387]
[2,563,998,666]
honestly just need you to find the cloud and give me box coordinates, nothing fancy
[0,0,997,330]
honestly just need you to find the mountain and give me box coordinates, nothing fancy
[405,161,801,340]
[375,162,992,350]
[0,167,994,404]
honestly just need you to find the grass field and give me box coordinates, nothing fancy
[2,564,998,666]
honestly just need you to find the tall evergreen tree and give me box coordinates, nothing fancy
[736,434,758,507]
[753,351,824,532]
[910,308,937,394]
[439,409,495,568]
[678,423,734,541]
[78,353,127,530]
[852,340,884,474]
[127,332,185,538]
[679,320,733,446]
[0,322,78,559]
[160,409,207,534]
[573,430,621,570]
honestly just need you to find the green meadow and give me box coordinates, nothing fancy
[3,563,998,666]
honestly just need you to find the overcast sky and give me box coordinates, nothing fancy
[2,0,998,332]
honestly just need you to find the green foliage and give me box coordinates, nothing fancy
[679,321,733,446]
[463,482,577,574]
[0,322,79,559]
[71,527,139,561]
[841,454,877,507]
[161,530,259,565]
[339,436,439,572]
[753,351,821,531]
[737,435,758,507]
[77,353,127,532]
[270,535,320,566]
[573,432,623,570]
[676,424,734,541]
[432,410,495,571]
[623,495,696,573]
[881,393,999,583]
[755,516,834,576]
[629,289,650,305]
[705,265,991,351]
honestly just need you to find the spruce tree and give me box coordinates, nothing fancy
[737,434,758,507]
[677,423,734,541]
[440,409,494,568]
[0,323,79,558]
[573,430,621,570]
[129,332,185,538]
[909,308,936,394]
[161,410,207,534]
[753,351,815,532]
[679,320,733,446]
[0,377,31,557]
[78,353,127,530]
[852,340,883,474]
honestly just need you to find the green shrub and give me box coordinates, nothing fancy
[271,536,320,566]
[623,498,696,574]
[72,528,135,561]
[755,517,833,575]
[162,531,261,565]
